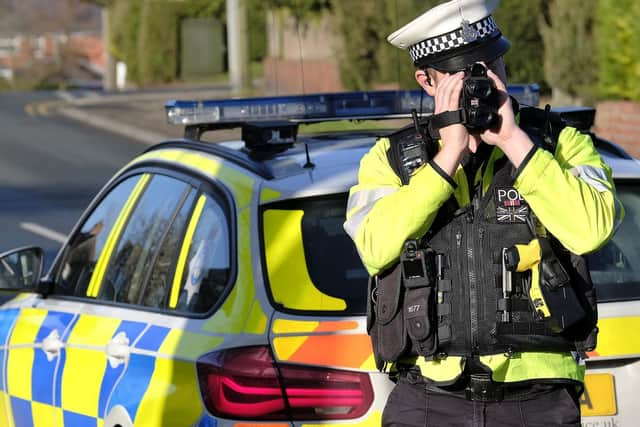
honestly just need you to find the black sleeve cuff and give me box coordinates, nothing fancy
[428,159,457,189]
[511,146,539,181]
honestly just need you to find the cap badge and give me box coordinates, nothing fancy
[460,20,478,43]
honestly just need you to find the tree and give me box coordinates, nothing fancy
[493,0,545,89]
[137,0,186,84]
[331,0,548,91]
[107,0,273,86]
[331,0,385,90]
[109,0,227,86]
[595,0,640,101]
[109,0,142,83]
[539,0,597,105]
[331,0,439,90]
[269,0,331,20]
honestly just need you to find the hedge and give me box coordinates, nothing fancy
[539,0,597,103]
[332,0,546,91]
[595,0,640,101]
[108,0,640,101]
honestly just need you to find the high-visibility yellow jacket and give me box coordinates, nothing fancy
[344,125,624,383]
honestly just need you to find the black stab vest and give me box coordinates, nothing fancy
[423,155,597,357]
[368,120,598,367]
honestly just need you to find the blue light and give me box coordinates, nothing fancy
[165,85,540,126]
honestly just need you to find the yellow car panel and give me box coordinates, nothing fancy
[157,330,223,360]
[588,316,640,358]
[6,309,48,402]
[264,209,346,311]
[134,358,202,426]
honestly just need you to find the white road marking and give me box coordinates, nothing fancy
[24,103,35,116]
[55,90,76,102]
[36,102,52,116]
[20,222,67,244]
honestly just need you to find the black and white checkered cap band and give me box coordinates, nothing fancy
[409,16,499,63]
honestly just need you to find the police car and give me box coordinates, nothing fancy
[0,87,637,427]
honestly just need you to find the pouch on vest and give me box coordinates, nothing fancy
[366,276,385,371]
[369,262,407,364]
[402,241,438,356]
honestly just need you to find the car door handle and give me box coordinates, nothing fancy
[41,329,63,361]
[105,331,130,368]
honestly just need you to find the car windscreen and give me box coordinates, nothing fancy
[587,181,640,302]
[261,194,369,315]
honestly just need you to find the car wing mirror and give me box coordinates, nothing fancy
[0,246,44,291]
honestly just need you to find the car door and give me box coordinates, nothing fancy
[102,184,236,427]
[1,174,142,427]
[48,171,197,427]
[33,165,237,427]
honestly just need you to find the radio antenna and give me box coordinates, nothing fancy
[295,0,311,167]
[303,142,315,169]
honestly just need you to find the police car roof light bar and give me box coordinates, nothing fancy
[165,85,540,128]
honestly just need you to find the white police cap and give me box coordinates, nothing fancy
[388,0,510,72]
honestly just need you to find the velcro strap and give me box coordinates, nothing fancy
[511,299,532,312]
[429,109,466,130]
[438,279,452,292]
[497,298,511,313]
[493,249,503,264]
[437,303,451,316]
[438,325,452,341]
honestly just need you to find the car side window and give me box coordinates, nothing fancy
[261,194,368,315]
[138,189,197,308]
[56,175,141,296]
[98,174,192,305]
[170,194,231,314]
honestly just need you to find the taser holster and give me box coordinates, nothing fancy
[504,238,586,332]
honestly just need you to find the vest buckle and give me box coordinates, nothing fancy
[464,374,504,402]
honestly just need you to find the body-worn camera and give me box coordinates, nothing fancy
[459,62,501,132]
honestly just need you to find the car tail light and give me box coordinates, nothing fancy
[196,346,374,421]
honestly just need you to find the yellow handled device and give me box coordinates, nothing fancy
[504,238,586,331]
[504,239,551,318]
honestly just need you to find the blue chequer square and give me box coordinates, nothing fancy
[11,396,33,427]
[63,410,97,427]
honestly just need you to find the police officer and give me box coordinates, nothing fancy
[343,0,624,425]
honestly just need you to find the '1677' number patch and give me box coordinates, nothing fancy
[495,187,528,223]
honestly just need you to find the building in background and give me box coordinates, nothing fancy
[0,0,102,88]
[0,32,104,86]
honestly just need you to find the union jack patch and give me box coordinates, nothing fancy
[495,187,529,223]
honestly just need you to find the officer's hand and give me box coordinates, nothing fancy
[481,69,533,168]
[480,69,518,147]
[434,71,469,154]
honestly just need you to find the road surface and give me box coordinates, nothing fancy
[0,91,147,272]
